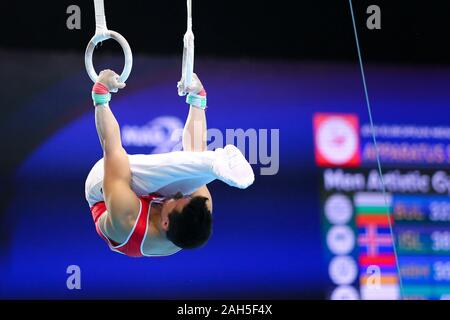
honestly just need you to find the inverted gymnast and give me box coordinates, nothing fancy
[84,0,254,258]
[85,70,254,257]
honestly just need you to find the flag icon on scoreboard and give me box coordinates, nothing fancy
[355,193,395,263]
[359,253,397,267]
[354,192,400,300]
[358,225,394,257]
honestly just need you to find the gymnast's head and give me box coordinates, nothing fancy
[160,192,212,249]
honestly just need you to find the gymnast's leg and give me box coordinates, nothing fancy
[128,73,255,196]
[85,75,255,206]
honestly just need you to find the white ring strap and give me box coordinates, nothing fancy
[179,0,195,96]
[187,0,192,30]
[85,0,133,84]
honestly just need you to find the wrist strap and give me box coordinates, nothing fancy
[186,89,207,110]
[92,82,111,106]
[92,92,111,106]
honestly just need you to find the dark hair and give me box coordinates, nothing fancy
[166,196,212,249]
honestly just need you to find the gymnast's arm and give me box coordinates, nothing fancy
[94,70,141,243]
[182,74,213,212]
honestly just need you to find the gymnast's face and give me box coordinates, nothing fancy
[160,193,191,231]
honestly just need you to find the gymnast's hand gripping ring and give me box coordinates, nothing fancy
[85,0,133,88]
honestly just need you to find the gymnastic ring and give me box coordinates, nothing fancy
[85,30,133,84]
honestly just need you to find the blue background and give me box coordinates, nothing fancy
[0,52,449,299]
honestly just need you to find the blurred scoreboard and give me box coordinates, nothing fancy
[320,168,450,300]
[314,113,450,300]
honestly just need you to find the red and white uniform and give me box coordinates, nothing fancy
[85,151,218,257]
[84,147,254,256]
[91,194,164,258]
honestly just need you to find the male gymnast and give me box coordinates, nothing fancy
[85,70,254,257]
